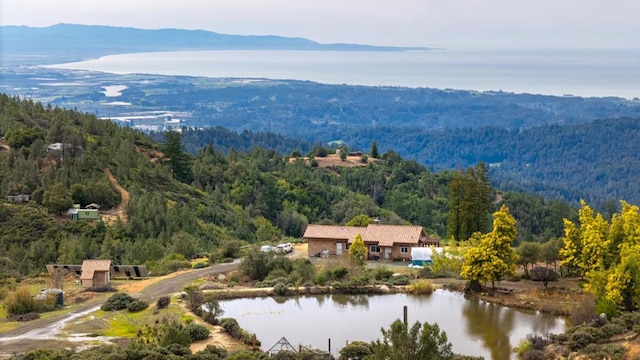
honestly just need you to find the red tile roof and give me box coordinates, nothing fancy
[363,225,425,247]
[303,225,364,242]
[303,224,436,247]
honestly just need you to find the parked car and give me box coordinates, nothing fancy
[276,243,293,253]
[260,245,273,252]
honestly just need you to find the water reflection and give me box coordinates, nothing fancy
[463,298,515,360]
[220,292,565,360]
[330,294,370,309]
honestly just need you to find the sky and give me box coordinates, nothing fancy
[2,0,640,49]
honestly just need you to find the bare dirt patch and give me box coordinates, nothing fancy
[0,138,9,152]
[289,154,372,168]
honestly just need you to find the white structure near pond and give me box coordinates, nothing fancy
[410,247,444,267]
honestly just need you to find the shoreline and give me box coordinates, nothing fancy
[203,279,582,317]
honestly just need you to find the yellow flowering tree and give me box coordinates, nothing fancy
[349,233,368,268]
[460,205,519,289]
[560,200,640,312]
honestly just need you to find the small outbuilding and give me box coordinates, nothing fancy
[80,259,112,287]
[68,208,99,220]
[410,247,443,267]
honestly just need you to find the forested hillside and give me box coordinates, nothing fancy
[175,116,640,206]
[0,94,575,277]
[4,68,640,205]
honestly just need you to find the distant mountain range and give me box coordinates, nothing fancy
[0,23,430,65]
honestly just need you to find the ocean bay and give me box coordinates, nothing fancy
[49,49,640,99]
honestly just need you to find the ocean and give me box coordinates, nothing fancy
[48,49,640,99]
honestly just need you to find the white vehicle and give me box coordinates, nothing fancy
[260,245,273,252]
[276,243,293,253]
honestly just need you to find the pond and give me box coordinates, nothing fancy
[220,290,565,360]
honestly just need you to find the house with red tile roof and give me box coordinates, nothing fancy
[303,224,439,261]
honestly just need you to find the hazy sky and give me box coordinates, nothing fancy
[2,0,639,49]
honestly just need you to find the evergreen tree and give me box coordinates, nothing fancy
[162,131,193,184]
[447,163,492,241]
[370,141,379,159]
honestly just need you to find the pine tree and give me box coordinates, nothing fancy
[162,131,193,184]
[370,141,379,159]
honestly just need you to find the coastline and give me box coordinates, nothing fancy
[42,49,640,99]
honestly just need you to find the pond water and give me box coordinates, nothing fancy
[220,290,565,360]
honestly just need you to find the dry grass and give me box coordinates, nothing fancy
[288,154,372,168]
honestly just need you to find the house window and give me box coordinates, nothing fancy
[345,243,351,250]
[400,246,409,254]
[370,245,380,253]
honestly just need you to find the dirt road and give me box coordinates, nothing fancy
[0,260,240,356]
[103,168,130,224]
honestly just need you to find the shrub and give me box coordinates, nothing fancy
[596,298,618,320]
[220,318,260,346]
[522,350,545,360]
[157,296,171,309]
[149,253,192,276]
[373,267,394,281]
[406,279,434,294]
[333,267,349,280]
[316,272,327,286]
[101,292,135,311]
[582,343,627,360]
[273,350,298,360]
[221,318,241,337]
[570,331,595,351]
[339,341,372,360]
[166,344,191,356]
[527,335,548,351]
[390,275,410,286]
[86,285,117,292]
[185,323,210,342]
[274,282,289,296]
[530,267,558,286]
[157,321,191,347]
[127,300,149,313]
[4,287,45,316]
[184,286,205,315]
[7,312,40,322]
[600,323,626,339]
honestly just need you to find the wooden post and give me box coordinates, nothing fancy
[403,305,408,326]
[328,338,331,352]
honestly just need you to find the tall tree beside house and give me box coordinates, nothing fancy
[447,163,492,241]
[162,130,193,184]
[461,205,519,289]
[349,233,368,268]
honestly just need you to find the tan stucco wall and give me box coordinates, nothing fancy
[307,238,347,256]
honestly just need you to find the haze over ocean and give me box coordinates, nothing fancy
[49,49,640,99]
